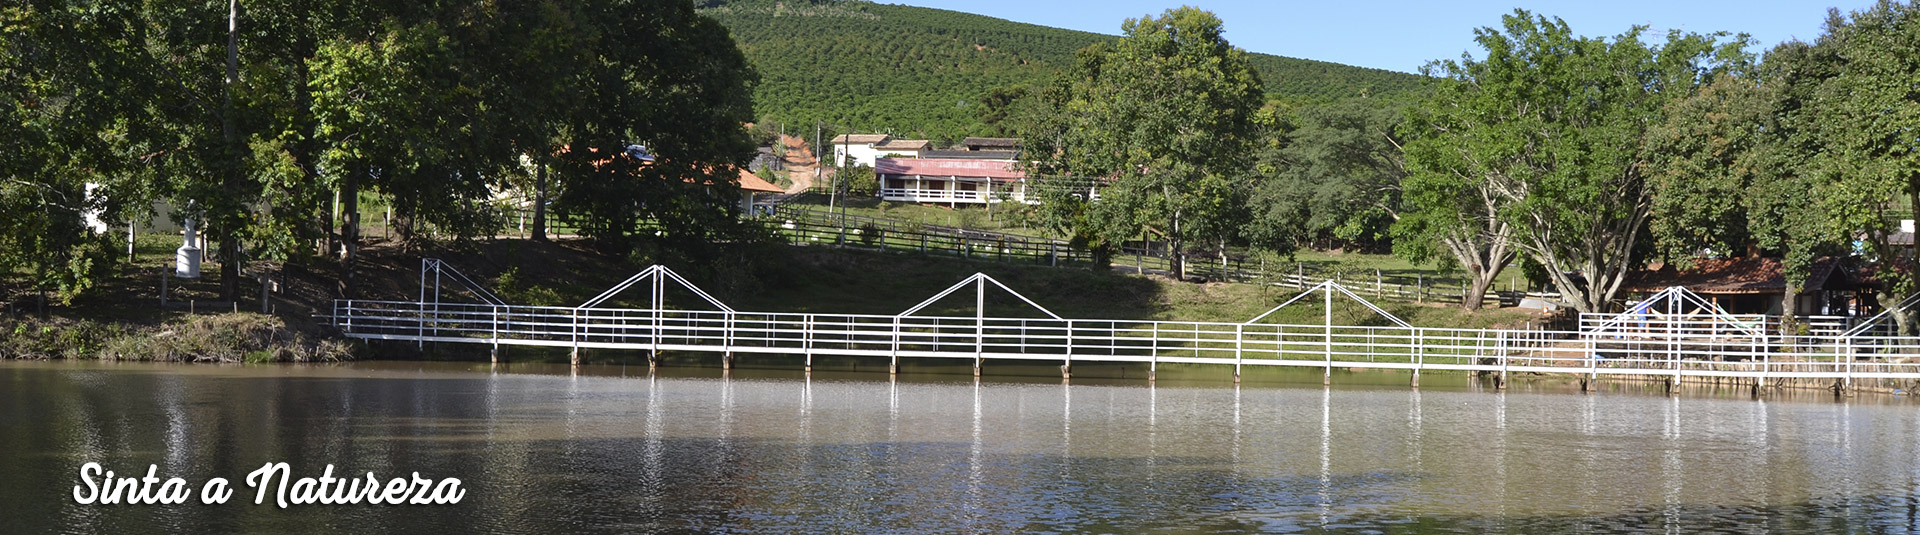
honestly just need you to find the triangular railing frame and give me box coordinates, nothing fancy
[899,272,1061,320]
[578,265,736,313]
[1243,279,1410,328]
[421,258,506,306]
[1582,286,1765,339]
[1843,292,1920,338]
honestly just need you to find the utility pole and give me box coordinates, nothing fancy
[820,122,835,222]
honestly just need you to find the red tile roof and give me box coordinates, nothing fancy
[875,158,1025,180]
[736,168,783,193]
[1624,257,1855,294]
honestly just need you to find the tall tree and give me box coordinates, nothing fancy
[1018,7,1265,280]
[1806,1,1920,333]
[545,0,760,257]
[1400,10,1746,313]
[1248,99,1410,256]
[1645,40,1846,322]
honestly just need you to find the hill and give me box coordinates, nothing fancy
[699,0,1425,143]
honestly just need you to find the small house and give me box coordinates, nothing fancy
[1622,257,1867,316]
[875,157,1029,205]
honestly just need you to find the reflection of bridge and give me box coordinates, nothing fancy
[329,260,1920,393]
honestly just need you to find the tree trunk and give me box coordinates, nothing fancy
[532,163,549,242]
[1881,289,1917,337]
[1463,268,1496,311]
[1169,211,1185,281]
[218,0,241,302]
[340,167,359,299]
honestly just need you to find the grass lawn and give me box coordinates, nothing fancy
[784,194,1054,238]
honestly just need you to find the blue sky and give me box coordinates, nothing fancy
[889,1,1876,73]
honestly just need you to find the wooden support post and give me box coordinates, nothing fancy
[1323,283,1332,386]
[1411,328,1422,389]
[1233,324,1243,384]
[1062,319,1073,380]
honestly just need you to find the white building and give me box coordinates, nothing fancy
[831,134,934,167]
[875,157,1030,205]
[830,134,891,167]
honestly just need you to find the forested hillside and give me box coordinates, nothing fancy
[700,0,1423,142]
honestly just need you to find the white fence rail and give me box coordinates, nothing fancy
[331,299,1920,382]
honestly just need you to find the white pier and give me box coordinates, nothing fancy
[329,260,1920,390]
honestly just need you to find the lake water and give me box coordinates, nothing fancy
[5,360,1920,533]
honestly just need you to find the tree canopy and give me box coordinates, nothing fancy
[1,0,760,304]
[1398,10,1748,313]
[1017,7,1267,280]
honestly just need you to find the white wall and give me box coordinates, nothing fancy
[833,143,886,168]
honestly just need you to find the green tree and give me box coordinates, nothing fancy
[1248,99,1410,256]
[1806,1,1920,333]
[1018,7,1266,280]
[1400,10,1746,313]
[1645,40,1847,323]
[547,0,761,257]
[1,1,185,308]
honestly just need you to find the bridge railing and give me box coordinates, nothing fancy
[333,299,1920,379]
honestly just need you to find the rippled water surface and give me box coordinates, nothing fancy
[5,360,1920,533]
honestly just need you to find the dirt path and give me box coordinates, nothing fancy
[779,134,826,194]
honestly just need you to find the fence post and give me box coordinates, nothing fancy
[1842,337,1853,396]
[1063,319,1074,380]
[1584,335,1597,392]
[890,315,900,375]
[723,312,736,370]
[1150,322,1159,382]
[804,314,814,373]
[1497,330,1508,389]
[1411,327,1422,388]
[1234,323,1244,383]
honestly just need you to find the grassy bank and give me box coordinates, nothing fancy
[0,313,353,362]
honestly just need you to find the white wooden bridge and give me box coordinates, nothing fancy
[327,260,1920,392]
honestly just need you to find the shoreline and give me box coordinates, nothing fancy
[0,313,353,363]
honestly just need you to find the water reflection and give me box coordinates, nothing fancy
[5,361,1920,533]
